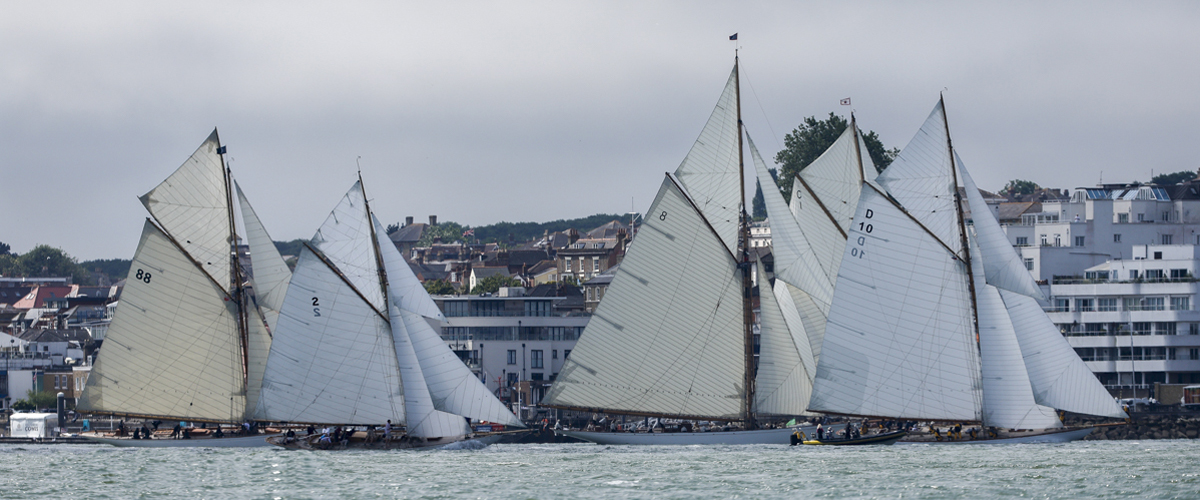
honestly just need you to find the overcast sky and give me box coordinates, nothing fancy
[2,1,1197,260]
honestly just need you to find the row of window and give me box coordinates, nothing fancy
[1058,321,1200,336]
[442,299,557,318]
[1051,296,1191,312]
[1016,233,1184,248]
[507,349,571,367]
[564,256,602,273]
[1073,347,1200,362]
[442,326,583,342]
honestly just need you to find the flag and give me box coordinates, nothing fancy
[729,33,737,40]
[840,98,851,106]
[463,229,474,237]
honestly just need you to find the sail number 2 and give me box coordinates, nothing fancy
[850,208,874,259]
[312,297,321,317]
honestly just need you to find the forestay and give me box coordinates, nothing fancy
[543,176,745,420]
[999,289,1128,418]
[138,130,233,290]
[236,182,293,332]
[672,66,743,255]
[78,220,246,422]
[809,187,981,421]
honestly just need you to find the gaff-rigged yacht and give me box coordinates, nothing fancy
[78,130,291,447]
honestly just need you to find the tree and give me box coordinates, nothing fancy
[1,245,92,284]
[773,113,898,200]
[1151,170,1197,186]
[417,221,468,247]
[470,274,519,294]
[423,279,456,295]
[1001,179,1040,197]
[751,168,776,221]
[386,223,401,235]
[14,389,58,411]
[0,241,9,255]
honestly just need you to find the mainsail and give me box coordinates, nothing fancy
[79,130,280,423]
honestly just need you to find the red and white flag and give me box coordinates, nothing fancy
[840,98,851,106]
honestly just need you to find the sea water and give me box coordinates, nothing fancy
[0,440,1196,499]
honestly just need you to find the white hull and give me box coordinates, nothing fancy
[899,427,1094,445]
[82,432,278,448]
[557,425,841,445]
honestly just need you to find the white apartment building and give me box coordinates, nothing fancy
[1045,244,1200,397]
[1005,184,1200,280]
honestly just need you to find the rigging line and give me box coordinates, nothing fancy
[737,58,781,152]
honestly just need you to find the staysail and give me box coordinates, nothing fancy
[543,175,746,420]
[236,182,293,332]
[956,155,1043,299]
[754,261,816,416]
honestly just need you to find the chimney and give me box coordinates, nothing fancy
[429,215,438,226]
[405,216,414,226]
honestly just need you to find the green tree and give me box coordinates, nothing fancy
[752,168,776,221]
[1151,170,1197,186]
[5,245,92,284]
[1001,179,1040,197]
[14,389,58,411]
[79,258,131,281]
[470,274,519,294]
[773,113,898,200]
[386,223,400,235]
[417,222,468,247]
[0,241,10,255]
[272,239,307,257]
[423,279,456,295]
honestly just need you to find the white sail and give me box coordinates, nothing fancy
[999,289,1128,419]
[78,220,246,422]
[786,282,827,364]
[371,215,445,322]
[672,65,743,255]
[236,182,293,332]
[754,264,816,416]
[138,129,233,290]
[957,155,1043,300]
[254,245,404,425]
[244,306,272,421]
[387,299,469,438]
[809,187,981,421]
[970,234,1061,429]
[543,176,746,420]
[748,133,834,309]
[373,216,518,426]
[309,181,385,313]
[875,101,961,254]
[795,124,881,233]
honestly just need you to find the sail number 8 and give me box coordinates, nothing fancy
[134,269,152,284]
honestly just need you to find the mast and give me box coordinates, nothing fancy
[850,113,866,184]
[217,133,251,416]
[360,172,390,306]
[734,55,756,429]
[943,95,983,420]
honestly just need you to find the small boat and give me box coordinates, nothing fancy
[797,430,907,446]
[77,130,293,448]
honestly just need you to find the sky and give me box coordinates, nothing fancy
[2,1,1198,260]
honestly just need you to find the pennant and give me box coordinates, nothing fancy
[839,98,851,106]
[729,33,738,40]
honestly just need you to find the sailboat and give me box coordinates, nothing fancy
[542,59,840,445]
[254,178,523,449]
[78,130,291,447]
[806,98,1127,444]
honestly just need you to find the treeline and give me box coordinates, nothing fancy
[386,213,631,248]
[0,243,128,285]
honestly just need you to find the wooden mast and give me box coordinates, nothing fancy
[216,131,251,421]
[734,55,756,430]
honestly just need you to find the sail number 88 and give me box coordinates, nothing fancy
[134,269,152,283]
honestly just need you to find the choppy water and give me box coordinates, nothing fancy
[0,440,1197,499]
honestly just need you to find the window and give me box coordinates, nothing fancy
[1170,348,1177,360]
[531,350,543,369]
[1098,298,1118,311]
[1129,270,1140,280]
[531,373,544,381]
[564,259,571,272]
[1172,297,1191,311]
[578,257,584,273]
[507,350,516,365]
[1192,324,1200,335]
[592,256,600,272]
[1163,211,1171,222]
[1132,322,1152,335]
[1075,236,1085,247]
[1053,298,1069,312]
[1145,297,1165,310]
[1138,213,1145,222]
[1119,213,1129,223]
[552,349,558,359]
[1114,234,1122,243]
[1171,269,1189,280]
[1075,298,1094,312]
[1040,234,1048,246]
[1162,235,1173,245]
[564,349,571,359]
[506,372,518,386]
[1024,258,1034,271]
[1016,237,1028,246]
[1156,322,1176,335]
[1145,269,1164,280]
[1054,235,1062,247]
[1192,348,1199,361]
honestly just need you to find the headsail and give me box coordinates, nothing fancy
[77,220,246,422]
[956,155,1043,300]
[236,182,293,332]
[808,187,981,421]
[543,175,745,420]
[371,216,445,322]
[138,129,233,290]
[672,65,743,255]
[754,261,816,416]
[309,181,385,313]
[386,302,469,439]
